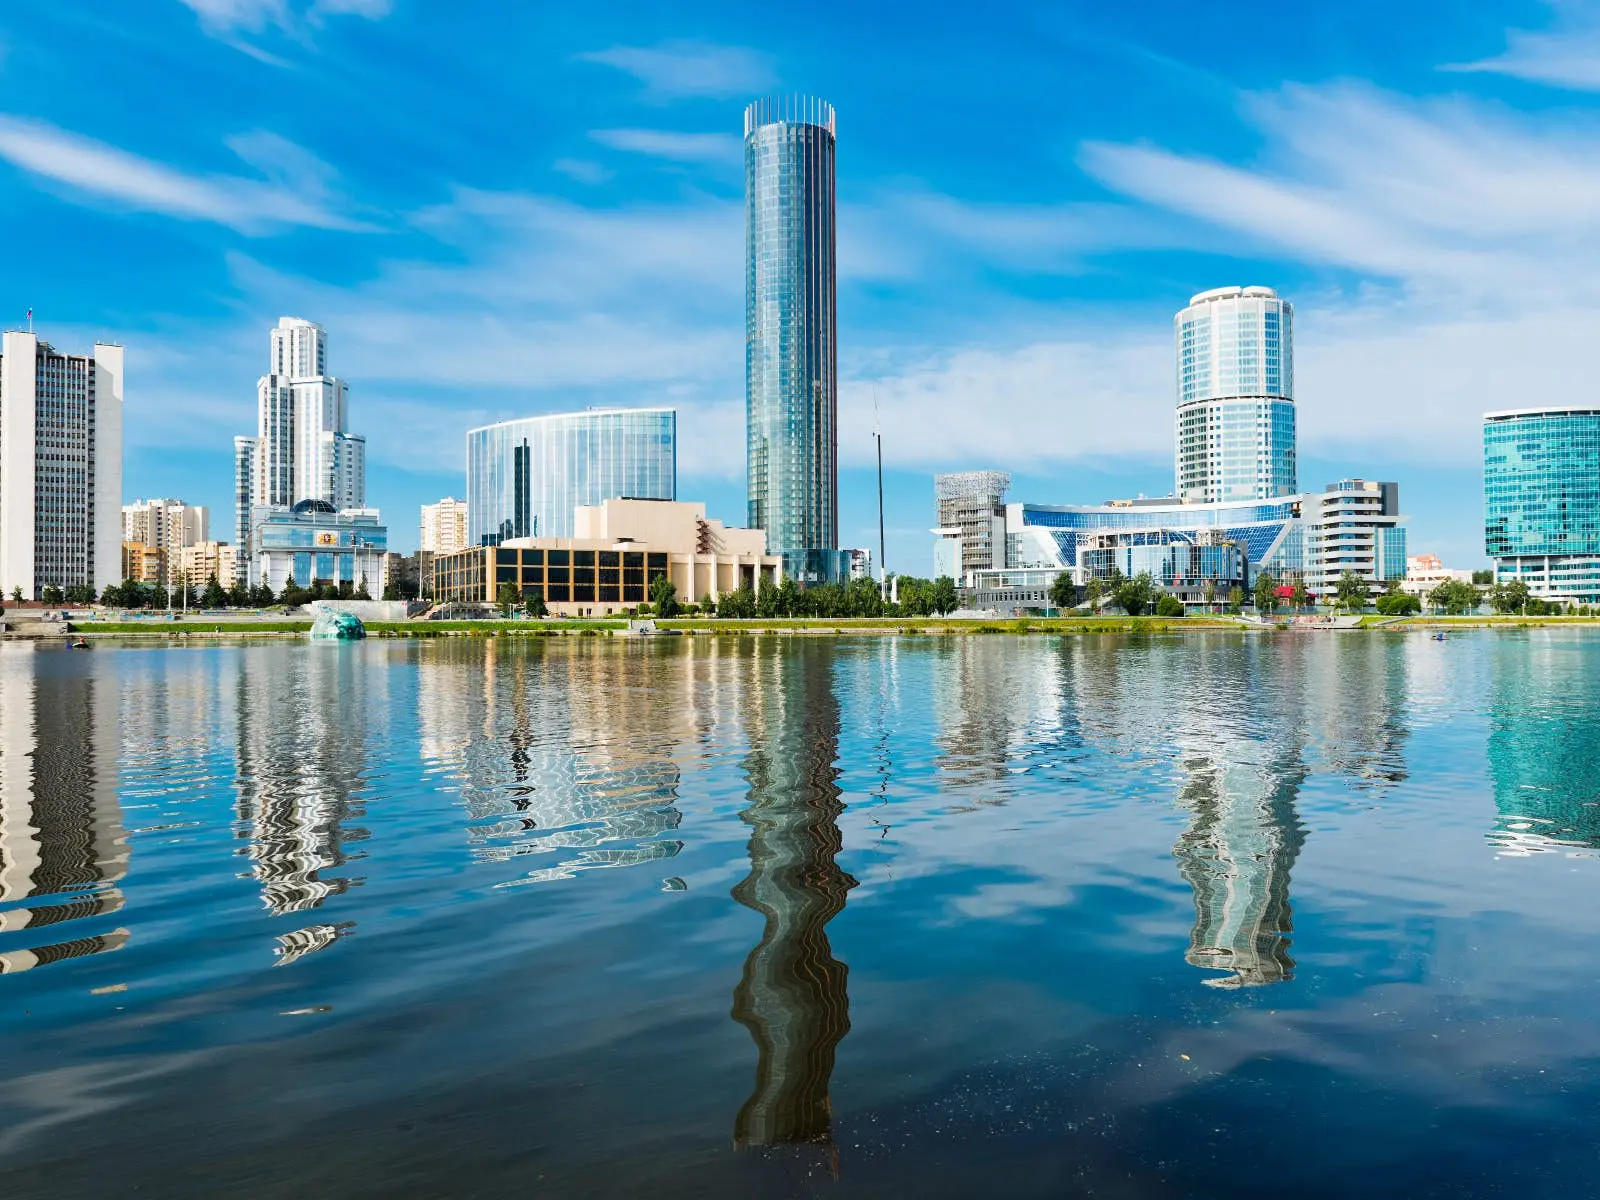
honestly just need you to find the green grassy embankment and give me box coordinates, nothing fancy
[1371,614,1600,630]
[656,615,1249,635]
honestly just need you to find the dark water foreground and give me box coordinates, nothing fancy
[0,632,1597,1199]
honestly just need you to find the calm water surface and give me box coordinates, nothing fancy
[0,632,1597,1198]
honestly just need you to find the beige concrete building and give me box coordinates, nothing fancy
[121,541,166,585]
[432,498,781,615]
[180,541,239,589]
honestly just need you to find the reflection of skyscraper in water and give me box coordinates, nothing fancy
[233,647,374,916]
[1170,643,1308,987]
[1487,637,1600,855]
[0,646,129,972]
[731,643,855,1160]
[418,640,684,884]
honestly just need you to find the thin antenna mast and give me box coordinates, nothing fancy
[873,386,886,600]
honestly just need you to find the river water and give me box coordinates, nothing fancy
[0,632,1596,1198]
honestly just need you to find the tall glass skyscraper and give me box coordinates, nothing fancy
[745,95,844,584]
[1484,406,1600,602]
[466,408,676,546]
[1175,286,1296,504]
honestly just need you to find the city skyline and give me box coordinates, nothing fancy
[2,3,1593,567]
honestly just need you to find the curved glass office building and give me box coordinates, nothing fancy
[745,95,844,583]
[466,408,676,546]
[1484,406,1600,602]
[1175,286,1296,504]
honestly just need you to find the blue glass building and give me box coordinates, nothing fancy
[466,408,676,546]
[1175,287,1297,504]
[1484,406,1600,602]
[745,95,845,584]
[250,499,388,594]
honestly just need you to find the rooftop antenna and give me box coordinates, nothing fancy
[25,307,33,334]
[873,385,886,601]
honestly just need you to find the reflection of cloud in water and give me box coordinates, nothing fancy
[731,643,855,1162]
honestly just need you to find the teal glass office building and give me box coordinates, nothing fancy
[745,95,847,584]
[466,408,676,546]
[1484,406,1600,602]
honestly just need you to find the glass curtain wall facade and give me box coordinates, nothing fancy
[1176,286,1296,504]
[1484,407,1600,602]
[745,95,842,583]
[466,409,676,546]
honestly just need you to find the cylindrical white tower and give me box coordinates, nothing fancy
[1175,286,1296,504]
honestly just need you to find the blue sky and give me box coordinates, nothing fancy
[0,1,1593,565]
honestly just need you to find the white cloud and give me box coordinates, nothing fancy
[179,0,289,35]
[178,0,391,59]
[576,40,775,100]
[1080,83,1600,298]
[588,129,742,164]
[1445,6,1600,90]
[0,114,371,233]
[552,158,612,185]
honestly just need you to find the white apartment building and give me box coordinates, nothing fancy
[122,497,209,553]
[420,497,469,555]
[0,331,123,598]
[1302,480,1407,594]
[180,541,239,589]
[235,318,371,567]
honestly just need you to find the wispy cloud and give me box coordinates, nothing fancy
[1444,5,1600,90]
[178,0,392,61]
[1079,83,1600,297]
[0,114,372,232]
[552,158,612,185]
[589,128,741,164]
[576,40,775,100]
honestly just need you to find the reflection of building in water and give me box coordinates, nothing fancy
[1171,641,1308,988]
[933,636,1069,793]
[1487,638,1600,855]
[1298,638,1409,792]
[233,646,375,915]
[274,921,355,966]
[418,639,684,884]
[731,642,855,1158]
[0,645,129,972]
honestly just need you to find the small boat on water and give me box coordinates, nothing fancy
[1431,632,1447,641]
[69,639,89,649]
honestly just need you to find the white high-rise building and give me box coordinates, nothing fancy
[420,497,469,554]
[321,431,366,512]
[122,498,209,554]
[1175,286,1296,505]
[234,318,369,578]
[0,331,123,599]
